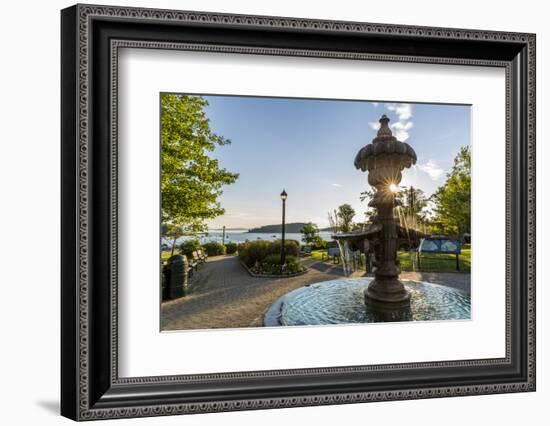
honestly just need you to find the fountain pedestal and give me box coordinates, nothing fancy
[354,114,417,311]
[364,187,411,309]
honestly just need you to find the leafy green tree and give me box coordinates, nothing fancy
[360,189,377,223]
[300,222,323,246]
[337,204,356,233]
[161,94,239,238]
[397,186,428,218]
[395,186,429,229]
[431,146,471,237]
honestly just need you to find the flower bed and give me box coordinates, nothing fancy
[240,258,307,278]
[238,240,307,277]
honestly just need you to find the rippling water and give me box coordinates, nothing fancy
[279,278,471,325]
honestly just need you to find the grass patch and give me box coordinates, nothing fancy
[308,249,471,273]
[310,249,328,261]
[398,248,471,273]
[161,251,174,263]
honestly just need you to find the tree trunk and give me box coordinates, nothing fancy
[170,237,177,257]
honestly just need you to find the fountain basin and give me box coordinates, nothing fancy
[264,277,470,326]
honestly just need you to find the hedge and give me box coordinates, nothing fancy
[238,239,300,268]
[202,241,226,256]
[224,241,238,254]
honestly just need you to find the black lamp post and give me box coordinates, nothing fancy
[280,189,288,269]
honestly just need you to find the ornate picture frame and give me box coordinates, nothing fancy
[61,4,535,421]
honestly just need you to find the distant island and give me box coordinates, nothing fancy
[207,228,248,231]
[247,223,336,233]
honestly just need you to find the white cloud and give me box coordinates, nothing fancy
[391,121,413,131]
[380,103,414,141]
[393,129,410,141]
[385,103,412,120]
[418,160,444,181]
[372,102,379,107]
[391,121,414,141]
[331,183,342,187]
[368,121,381,131]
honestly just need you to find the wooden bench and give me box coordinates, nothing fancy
[181,255,195,279]
[322,247,341,263]
[198,249,208,262]
[187,253,199,272]
[299,246,312,256]
[192,250,206,265]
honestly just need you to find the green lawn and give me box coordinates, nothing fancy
[161,251,175,263]
[310,249,327,261]
[398,248,471,272]
[308,247,471,273]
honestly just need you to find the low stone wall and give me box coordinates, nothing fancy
[263,293,287,326]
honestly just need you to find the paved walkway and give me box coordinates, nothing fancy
[161,255,344,330]
[161,255,470,331]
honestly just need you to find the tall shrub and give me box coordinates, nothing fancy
[179,239,202,259]
[202,241,226,256]
[224,241,238,254]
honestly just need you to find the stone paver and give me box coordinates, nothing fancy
[161,255,470,331]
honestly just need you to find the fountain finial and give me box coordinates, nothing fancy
[373,114,394,142]
[354,113,416,171]
[377,114,392,137]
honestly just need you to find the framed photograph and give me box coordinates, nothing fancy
[61,4,536,421]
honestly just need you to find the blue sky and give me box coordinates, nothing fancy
[194,95,470,229]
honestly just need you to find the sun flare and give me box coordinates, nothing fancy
[389,183,400,193]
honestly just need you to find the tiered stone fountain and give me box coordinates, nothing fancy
[354,114,417,310]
